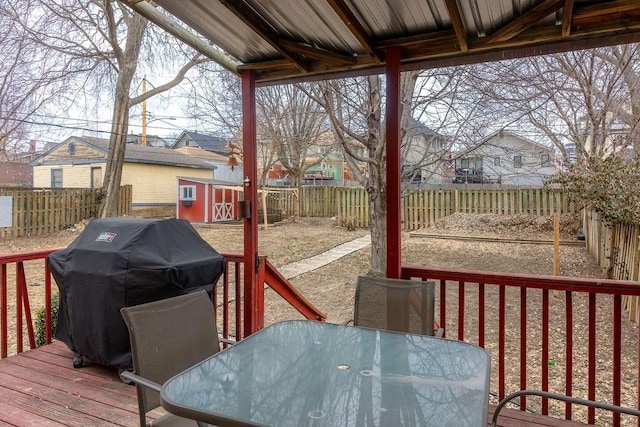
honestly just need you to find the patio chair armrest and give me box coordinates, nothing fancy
[220,337,236,345]
[491,390,640,427]
[119,370,162,392]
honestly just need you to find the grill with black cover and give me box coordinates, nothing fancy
[49,217,225,370]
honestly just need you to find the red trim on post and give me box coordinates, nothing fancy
[613,294,622,427]
[588,293,596,424]
[385,47,402,279]
[520,287,527,411]
[566,291,573,419]
[242,70,260,337]
[458,281,464,340]
[1,264,7,358]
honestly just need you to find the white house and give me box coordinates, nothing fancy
[402,120,450,185]
[454,131,556,186]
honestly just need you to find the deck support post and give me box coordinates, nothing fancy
[241,69,260,337]
[385,47,402,279]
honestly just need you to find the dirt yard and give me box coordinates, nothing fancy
[1,212,637,425]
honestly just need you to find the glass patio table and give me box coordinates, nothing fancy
[160,320,491,427]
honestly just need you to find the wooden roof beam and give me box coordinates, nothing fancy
[445,0,468,52]
[375,30,457,50]
[325,0,382,63]
[562,0,574,37]
[279,39,357,64]
[487,0,563,44]
[573,0,640,26]
[218,0,309,72]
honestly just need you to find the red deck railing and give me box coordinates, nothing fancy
[3,250,640,426]
[402,265,640,427]
[0,249,325,358]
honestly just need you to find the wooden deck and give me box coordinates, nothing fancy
[0,342,586,427]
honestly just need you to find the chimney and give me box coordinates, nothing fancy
[28,140,36,154]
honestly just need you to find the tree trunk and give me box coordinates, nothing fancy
[99,11,147,217]
[368,185,386,276]
[100,87,132,217]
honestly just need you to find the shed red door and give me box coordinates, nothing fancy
[212,188,236,221]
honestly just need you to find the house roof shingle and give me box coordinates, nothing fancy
[174,131,229,154]
[34,136,217,170]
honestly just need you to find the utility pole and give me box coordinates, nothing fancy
[141,78,147,146]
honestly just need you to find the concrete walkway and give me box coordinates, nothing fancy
[277,234,371,279]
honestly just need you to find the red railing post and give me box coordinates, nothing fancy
[542,289,549,415]
[45,260,52,344]
[1,263,6,358]
[520,287,527,411]
[588,293,597,424]
[613,294,622,427]
[499,285,506,400]
[458,281,465,341]
[565,291,573,420]
[478,282,485,348]
[16,262,24,354]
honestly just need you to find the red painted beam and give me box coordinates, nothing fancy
[241,69,260,337]
[385,47,402,279]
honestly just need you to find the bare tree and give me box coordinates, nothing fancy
[183,72,327,219]
[0,3,72,160]
[305,73,417,275]
[260,84,326,218]
[474,45,640,161]
[11,0,210,216]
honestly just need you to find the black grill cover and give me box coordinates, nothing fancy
[49,217,225,369]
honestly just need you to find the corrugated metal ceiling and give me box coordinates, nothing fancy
[129,0,640,84]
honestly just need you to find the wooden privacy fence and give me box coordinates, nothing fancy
[583,209,640,325]
[0,186,132,238]
[266,186,578,230]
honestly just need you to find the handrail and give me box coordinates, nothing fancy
[0,249,324,358]
[263,257,326,321]
[402,264,640,427]
[0,248,63,357]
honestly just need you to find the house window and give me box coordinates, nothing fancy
[541,154,551,166]
[179,185,196,201]
[514,155,522,168]
[494,157,501,167]
[68,143,76,155]
[51,169,63,188]
[91,167,102,188]
[460,158,470,169]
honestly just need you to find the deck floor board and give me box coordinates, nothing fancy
[0,342,589,427]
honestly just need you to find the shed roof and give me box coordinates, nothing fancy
[125,0,640,85]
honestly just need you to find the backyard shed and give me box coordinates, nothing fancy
[177,177,243,223]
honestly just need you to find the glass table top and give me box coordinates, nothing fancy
[161,320,491,427]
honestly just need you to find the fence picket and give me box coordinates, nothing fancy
[0,186,132,238]
[265,186,580,231]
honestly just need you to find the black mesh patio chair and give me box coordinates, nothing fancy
[120,290,220,427]
[352,275,442,337]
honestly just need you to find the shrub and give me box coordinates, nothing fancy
[547,155,640,226]
[35,295,59,347]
